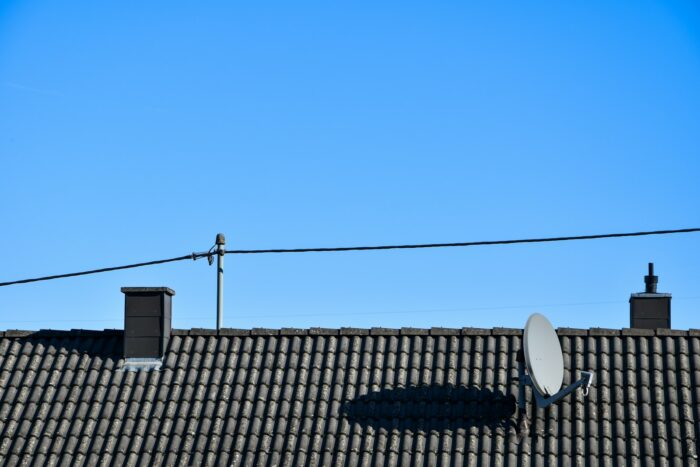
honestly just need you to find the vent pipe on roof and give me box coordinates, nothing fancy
[122,287,175,370]
[630,263,671,329]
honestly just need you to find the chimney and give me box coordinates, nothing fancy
[629,263,671,329]
[122,287,175,363]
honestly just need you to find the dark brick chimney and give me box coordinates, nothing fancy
[122,287,174,359]
[629,263,671,329]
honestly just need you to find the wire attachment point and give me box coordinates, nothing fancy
[206,244,217,265]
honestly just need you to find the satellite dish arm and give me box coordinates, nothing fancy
[530,371,593,408]
[517,350,593,409]
[518,363,594,409]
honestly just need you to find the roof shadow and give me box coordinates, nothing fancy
[341,384,516,431]
[9,330,123,360]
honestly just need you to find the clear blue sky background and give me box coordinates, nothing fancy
[1,1,699,331]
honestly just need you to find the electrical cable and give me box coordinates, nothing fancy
[0,253,211,287]
[0,227,698,287]
[226,227,700,254]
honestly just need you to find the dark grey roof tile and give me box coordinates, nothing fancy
[430,327,460,336]
[279,328,307,336]
[208,327,243,339]
[589,328,621,336]
[557,327,588,336]
[492,327,521,336]
[656,329,688,337]
[163,451,179,466]
[340,327,369,336]
[461,327,491,335]
[5,330,34,338]
[309,328,338,336]
[370,328,399,336]
[622,328,655,336]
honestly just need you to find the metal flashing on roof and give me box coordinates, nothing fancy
[121,357,163,371]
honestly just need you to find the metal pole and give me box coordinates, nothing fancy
[216,233,225,330]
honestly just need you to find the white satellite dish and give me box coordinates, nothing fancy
[518,312,593,410]
[523,313,564,396]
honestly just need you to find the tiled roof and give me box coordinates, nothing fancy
[1,327,699,466]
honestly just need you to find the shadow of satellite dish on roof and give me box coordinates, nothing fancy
[341,384,516,431]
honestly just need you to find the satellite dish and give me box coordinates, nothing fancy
[523,313,564,396]
[517,312,593,410]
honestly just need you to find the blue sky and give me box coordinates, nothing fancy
[1,1,699,331]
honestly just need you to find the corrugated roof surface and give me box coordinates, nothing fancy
[1,327,699,466]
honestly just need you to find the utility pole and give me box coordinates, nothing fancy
[216,233,225,330]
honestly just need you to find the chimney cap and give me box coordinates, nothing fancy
[630,292,672,299]
[121,287,175,296]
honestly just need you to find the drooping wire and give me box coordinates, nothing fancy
[0,227,698,287]
[0,253,211,287]
[225,227,700,254]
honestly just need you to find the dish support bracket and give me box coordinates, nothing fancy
[517,360,593,410]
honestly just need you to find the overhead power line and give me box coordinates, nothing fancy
[0,253,211,287]
[225,227,700,254]
[0,227,698,288]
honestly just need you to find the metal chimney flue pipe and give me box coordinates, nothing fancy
[644,262,658,293]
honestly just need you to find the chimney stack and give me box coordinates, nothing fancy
[122,287,175,363]
[630,263,671,329]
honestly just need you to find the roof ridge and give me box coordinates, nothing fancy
[1,327,697,338]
